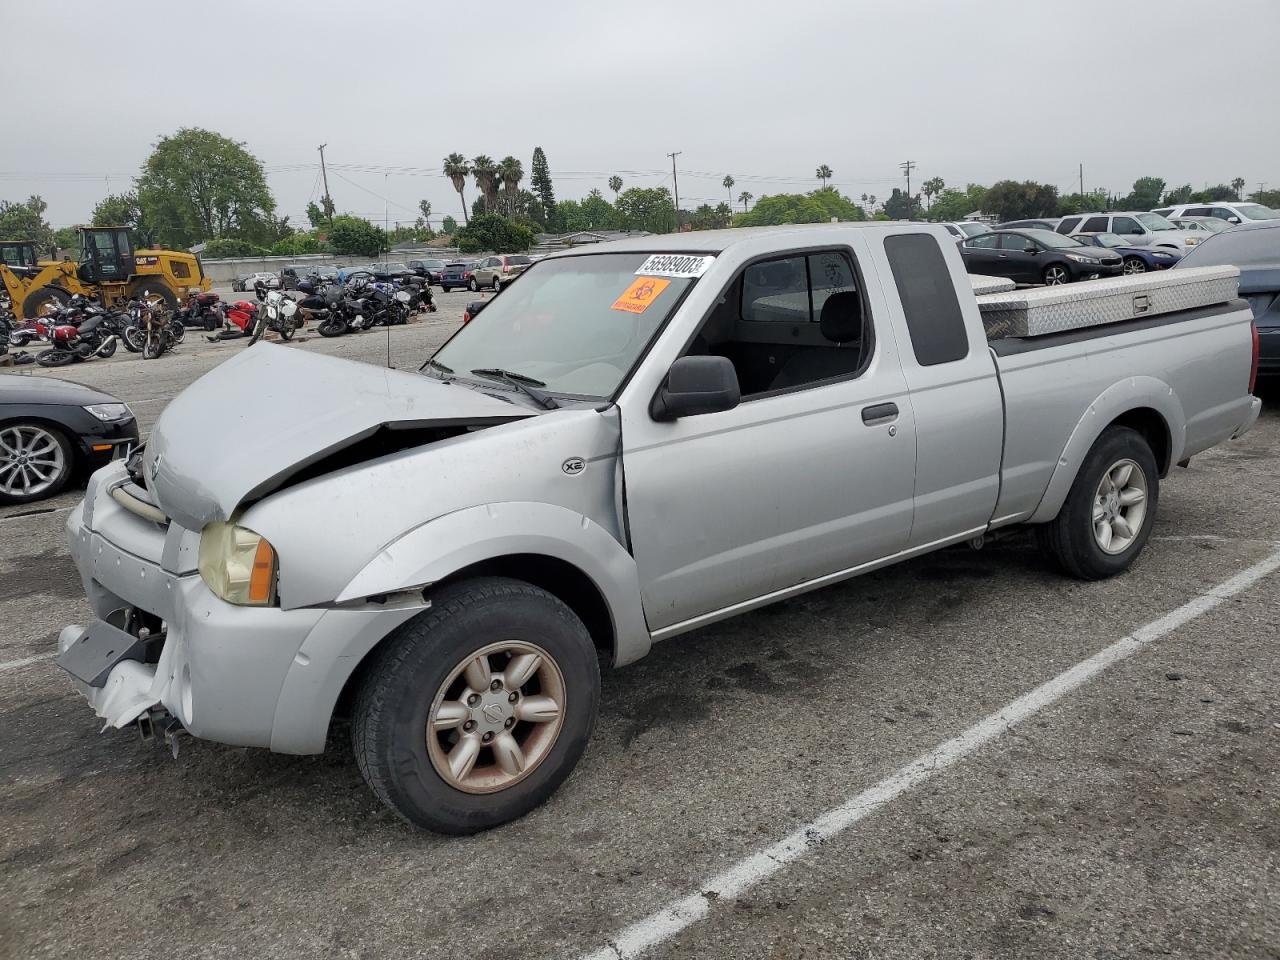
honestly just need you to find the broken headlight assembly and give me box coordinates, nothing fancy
[198,521,278,606]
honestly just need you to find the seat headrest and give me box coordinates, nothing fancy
[819,291,862,344]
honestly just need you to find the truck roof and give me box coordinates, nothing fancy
[548,221,934,258]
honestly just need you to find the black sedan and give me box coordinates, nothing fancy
[959,229,1123,286]
[0,376,138,505]
[408,258,448,284]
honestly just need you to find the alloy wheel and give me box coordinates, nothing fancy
[1044,265,1069,285]
[426,640,566,794]
[0,425,66,499]
[1123,258,1147,275]
[1092,458,1148,555]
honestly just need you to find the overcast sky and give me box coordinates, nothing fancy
[3,0,1277,229]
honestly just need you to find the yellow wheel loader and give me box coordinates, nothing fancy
[0,226,210,321]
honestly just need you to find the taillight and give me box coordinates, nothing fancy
[1248,320,1259,394]
[463,310,472,324]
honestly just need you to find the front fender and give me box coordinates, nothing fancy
[1028,376,1186,524]
[337,500,652,666]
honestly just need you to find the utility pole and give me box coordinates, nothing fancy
[318,143,334,223]
[900,160,916,217]
[1079,163,1085,199]
[668,151,682,232]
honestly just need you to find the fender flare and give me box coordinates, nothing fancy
[1028,376,1186,524]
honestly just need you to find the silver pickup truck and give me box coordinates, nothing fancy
[57,224,1261,833]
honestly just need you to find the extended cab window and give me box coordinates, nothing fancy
[682,249,871,397]
[965,234,999,249]
[1112,216,1143,235]
[884,233,970,367]
[1057,217,1082,234]
[1083,216,1109,232]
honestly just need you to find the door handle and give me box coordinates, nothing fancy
[861,402,899,426]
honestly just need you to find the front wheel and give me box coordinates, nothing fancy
[0,422,73,505]
[493,277,503,293]
[122,326,144,352]
[468,277,479,292]
[1042,263,1071,286]
[1122,256,1147,275]
[35,348,77,367]
[98,337,117,359]
[169,319,185,342]
[1037,425,1159,580]
[317,316,347,337]
[142,333,163,359]
[279,318,296,341]
[352,577,600,834]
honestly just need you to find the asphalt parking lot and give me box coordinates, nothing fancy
[1,300,1277,959]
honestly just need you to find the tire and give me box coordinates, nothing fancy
[352,577,600,834]
[493,277,502,293]
[1037,425,1159,580]
[317,317,348,337]
[122,326,144,352]
[0,421,74,505]
[1042,263,1071,286]
[247,317,265,346]
[21,286,69,320]
[98,337,117,359]
[142,333,162,359]
[1122,256,1147,275]
[35,348,77,368]
[279,319,295,341]
[130,282,178,312]
[468,277,479,292]
[170,319,186,343]
[442,285,452,293]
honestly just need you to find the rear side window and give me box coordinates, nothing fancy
[884,234,969,366]
[1083,216,1109,232]
[1057,217,1082,234]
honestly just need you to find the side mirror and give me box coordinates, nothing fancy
[651,355,741,421]
[1228,216,1240,224]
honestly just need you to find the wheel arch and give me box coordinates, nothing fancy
[1028,379,1184,524]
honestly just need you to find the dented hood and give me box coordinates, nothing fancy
[145,344,527,530]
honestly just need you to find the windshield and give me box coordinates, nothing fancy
[958,222,990,237]
[425,260,446,268]
[1090,233,1127,248]
[431,252,698,398]
[1236,203,1280,221]
[1137,213,1176,231]
[1024,229,1082,248]
[506,255,533,265]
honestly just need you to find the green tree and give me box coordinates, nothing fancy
[327,215,384,257]
[418,199,432,223]
[92,191,157,246]
[1119,176,1166,210]
[815,164,833,190]
[498,156,524,217]
[1231,177,1246,200]
[136,127,275,248]
[453,213,535,254]
[738,191,753,212]
[201,238,271,259]
[1056,190,1108,216]
[616,187,676,233]
[722,175,735,204]
[471,155,500,213]
[578,189,618,230]
[0,195,54,251]
[270,231,330,256]
[530,147,556,219]
[691,203,734,230]
[734,189,864,227]
[53,226,81,258]
[608,175,623,203]
[442,215,458,235]
[1164,184,1194,205]
[982,180,1059,221]
[443,153,471,225]
[921,177,945,210]
[305,201,326,228]
[1249,188,1280,208]
[1190,184,1235,202]
[883,188,923,220]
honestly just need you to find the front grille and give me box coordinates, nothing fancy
[1100,257,1122,266]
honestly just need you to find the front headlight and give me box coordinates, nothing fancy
[83,403,131,421]
[1185,238,1199,245]
[1065,253,1093,263]
[198,521,278,606]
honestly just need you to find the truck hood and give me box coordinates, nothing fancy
[145,344,529,530]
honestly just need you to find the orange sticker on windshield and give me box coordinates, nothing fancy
[612,276,670,314]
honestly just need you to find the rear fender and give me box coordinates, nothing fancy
[1028,376,1185,524]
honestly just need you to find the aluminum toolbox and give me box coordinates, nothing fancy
[969,274,1017,296]
[975,265,1240,339]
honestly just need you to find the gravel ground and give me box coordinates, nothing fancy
[0,310,1276,960]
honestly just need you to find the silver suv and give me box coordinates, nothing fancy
[1055,211,1199,251]
[469,255,533,292]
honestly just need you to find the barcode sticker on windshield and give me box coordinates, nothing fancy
[635,254,715,279]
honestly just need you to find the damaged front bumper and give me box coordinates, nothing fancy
[57,462,419,754]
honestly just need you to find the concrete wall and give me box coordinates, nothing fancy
[199,248,461,282]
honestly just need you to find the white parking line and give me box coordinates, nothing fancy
[0,652,56,674]
[579,546,1280,960]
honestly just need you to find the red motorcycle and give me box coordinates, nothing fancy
[205,299,259,341]
[34,311,125,366]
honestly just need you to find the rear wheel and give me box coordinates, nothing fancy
[21,286,69,320]
[35,348,77,368]
[0,422,73,505]
[122,326,144,352]
[352,577,600,833]
[493,277,503,293]
[1122,256,1147,275]
[468,277,479,292]
[169,319,185,342]
[317,316,347,337]
[1038,425,1159,580]
[98,337,117,359]
[1042,264,1071,286]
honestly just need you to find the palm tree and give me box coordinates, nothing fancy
[868,194,877,212]
[922,177,945,211]
[608,175,623,203]
[723,175,735,204]
[1231,177,1246,200]
[443,153,472,225]
[471,155,499,212]
[816,164,833,190]
[738,191,753,212]
[499,156,524,217]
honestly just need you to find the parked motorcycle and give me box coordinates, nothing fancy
[34,310,125,366]
[249,289,301,345]
[135,299,178,359]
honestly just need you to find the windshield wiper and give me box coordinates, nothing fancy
[470,368,559,409]
[419,357,454,377]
